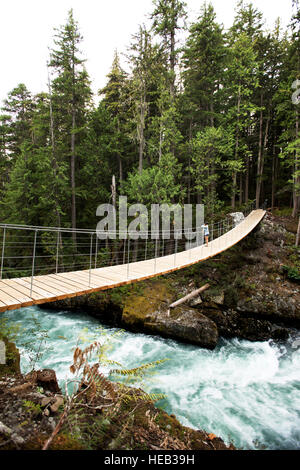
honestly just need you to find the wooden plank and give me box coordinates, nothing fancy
[47,274,94,292]
[0,279,46,302]
[91,267,138,281]
[48,274,92,290]
[66,269,115,286]
[10,278,57,300]
[21,277,68,296]
[0,288,27,309]
[0,210,265,311]
[26,275,78,294]
[0,292,19,310]
[58,271,105,288]
[0,284,33,305]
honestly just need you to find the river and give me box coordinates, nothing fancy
[2,305,300,450]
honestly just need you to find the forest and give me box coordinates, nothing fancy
[0,0,299,232]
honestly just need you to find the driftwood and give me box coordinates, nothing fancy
[169,283,210,310]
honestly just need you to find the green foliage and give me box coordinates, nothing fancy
[281,265,300,283]
[124,151,183,207]
[0,317,20,342]
[191,126,233,215]
[55,328,169,450]
[19,314,54,371]
[224,285,239,308]
[0,3,298,233]
[273,207,293,217]
[22,400,42,418]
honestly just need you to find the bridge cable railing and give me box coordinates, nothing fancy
[0,199,259,293]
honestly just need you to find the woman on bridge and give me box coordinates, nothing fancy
[201,223,209,247]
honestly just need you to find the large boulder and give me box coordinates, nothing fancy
[237,291,300,327]
[122,281,218,349]
[230,212,245,227]
[145,308,218,349]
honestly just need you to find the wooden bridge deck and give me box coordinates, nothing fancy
[0,209,265,312]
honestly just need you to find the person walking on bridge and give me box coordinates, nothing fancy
[201,223,209,247]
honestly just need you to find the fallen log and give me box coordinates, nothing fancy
[169,283,210,309]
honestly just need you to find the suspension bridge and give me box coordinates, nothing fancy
[0,207,266,313]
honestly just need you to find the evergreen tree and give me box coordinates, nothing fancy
[99,51,132,185]
[191,126,234,216]
[223,19,260,208]
[128,26,162,173]
[182,2,225,130]
[151,0,187,99]
[1,84,34,162]
[49,9,92,238]
[0,114,11,201]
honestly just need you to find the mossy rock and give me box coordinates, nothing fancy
[122,281,174,329]
[0,337,21,376]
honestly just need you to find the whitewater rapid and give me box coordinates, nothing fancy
[2,306,300,450]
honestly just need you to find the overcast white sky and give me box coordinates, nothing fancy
[0,0,295,106]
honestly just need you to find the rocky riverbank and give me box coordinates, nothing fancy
[0,345,233,450]
[42,213,300,349]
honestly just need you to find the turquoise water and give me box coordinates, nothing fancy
[2,306,300,450]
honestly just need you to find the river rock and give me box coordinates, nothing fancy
[36,369,60,393]
[230,212,245,227]
[145,308,218,349]
[122,282,218,349]
[237,292,300,327]
[50,395,64,413]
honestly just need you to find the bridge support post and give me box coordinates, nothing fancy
[174,238,178,267]
[55,232,59,274]
[144,237,147,260]
[127,238,130,279]
[30,229,38,297]
[0,226,6,280]
[89,233,93,287]
[94,236,98,269]
[188,228,192,261]
[123,238,126,264]
[154,236,158,273]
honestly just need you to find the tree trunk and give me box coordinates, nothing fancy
[257,97,270,210]
[48,67,62,231]
[159,120,162,163]
[170,28,175,100]
[245,154,249,203]
[256,94,264,209]
[231,172,237,209]
[187,120,193,204]
[71,47,77,249]
[118,155,123,184]
[239,173,243,205]
[296,216,300,247]
[138,88,146,174]
[271,145,277,211]
[232,85,241,209]
[292,107,299,218]
[111,175,116,209]
[71,110,76,246]
[115,117,123,186]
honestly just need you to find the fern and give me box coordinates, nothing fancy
[121,391,167,404]
[44,329,169,451]
[110,359,169,377]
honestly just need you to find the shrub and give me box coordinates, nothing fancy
[280,265,300,283]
